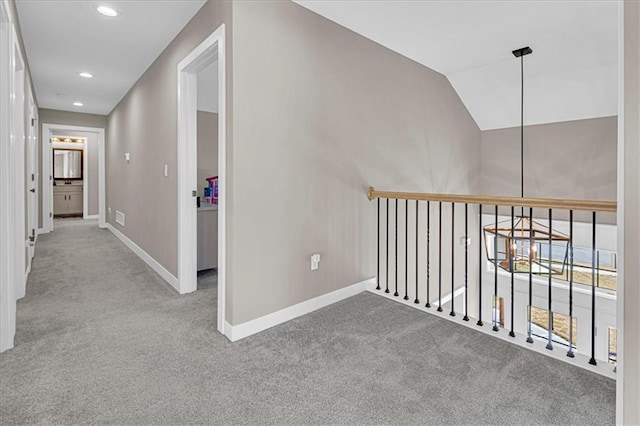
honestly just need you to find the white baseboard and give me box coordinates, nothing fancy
[36,228,47,235]
[106,223,179,292]
[224,277,376,342]
[85,215,99,220]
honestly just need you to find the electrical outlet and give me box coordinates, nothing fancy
[310,253,321,271]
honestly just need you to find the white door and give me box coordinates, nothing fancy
[26,98,37,259]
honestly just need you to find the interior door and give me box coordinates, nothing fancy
[26,100,37,257]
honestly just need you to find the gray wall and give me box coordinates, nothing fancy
[38,108,107,227]
[480,116,617,201]
[106,1,231,277]
[197,111,218,197]
[229,1,480,324]
[621,1,640,423]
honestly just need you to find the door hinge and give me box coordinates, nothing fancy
[49,213,52,218]
[192,190,197,197]
[31,118,35,126]
[31,173,35,181]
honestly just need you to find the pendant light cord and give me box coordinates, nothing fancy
[520,54,524,200]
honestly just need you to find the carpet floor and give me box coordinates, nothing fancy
[0,219,615,425]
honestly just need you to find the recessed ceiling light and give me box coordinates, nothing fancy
[97,6,118,17]
[79,72,93,78]
[73,102,83,107]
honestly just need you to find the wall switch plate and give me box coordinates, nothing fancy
[311,253,321,271]
[125,152,130,162]
[164,164,168,177]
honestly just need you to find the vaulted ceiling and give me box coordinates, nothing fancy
[296,0,618,130]
[17,1,618,129]
[16,0,206,115]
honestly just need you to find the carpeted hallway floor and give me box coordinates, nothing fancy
[0,219,615,425]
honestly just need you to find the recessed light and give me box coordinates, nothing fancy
[73,102,83,107]
[97,6,117,17]
[79,72,93,78]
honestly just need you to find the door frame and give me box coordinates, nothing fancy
[41,123,106,231]
[0,0,15,352]
[177,25,227,334]
[12,22,26,301]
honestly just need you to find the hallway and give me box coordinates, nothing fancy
[1,221,616,424]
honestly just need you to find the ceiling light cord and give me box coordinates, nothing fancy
[521,53,524,200]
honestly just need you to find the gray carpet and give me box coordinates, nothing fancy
[0,219,615,425]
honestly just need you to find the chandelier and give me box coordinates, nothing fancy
[483,46,569,275]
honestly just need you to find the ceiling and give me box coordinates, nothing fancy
[296,0,618,130]
[16,0,206,115]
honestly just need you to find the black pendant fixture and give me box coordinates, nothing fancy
[483,46,569,276]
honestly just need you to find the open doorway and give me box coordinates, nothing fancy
[41,124,106,232]
[195,60,219,291]
[177,25,226,334]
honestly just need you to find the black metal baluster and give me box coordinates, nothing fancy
[477,204,483,326]
[526,207,534,343]
[437,202,443,312]
[464,203,469,321]
[395,199,399,297]
[546,209,553,350]
[426,201,431,308]
[509,206,515,337]
[567,210,575,357]
[450,202,456,317]
[589,211,597,365]
[404,199,409,300]
[385,199,389,294]
[415,200,420,304]
[493,205,499,332]
[376,198,381,290]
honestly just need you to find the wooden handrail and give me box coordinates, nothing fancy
[367,187,617,213]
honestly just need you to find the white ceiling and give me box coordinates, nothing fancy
[296,0,618,130]
[16,0,206,115]
[197,59,219,113]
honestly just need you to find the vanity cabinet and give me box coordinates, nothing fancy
[53,184,83,216]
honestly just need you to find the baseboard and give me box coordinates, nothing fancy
[36,228,47,235]
[85,215,99,220]
[225,277,376,342]
[106,224,179,292]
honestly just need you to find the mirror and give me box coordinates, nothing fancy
[53,149,83,180]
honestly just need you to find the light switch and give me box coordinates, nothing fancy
[164,164,168,177]
[125,152,130,162]
[311,253,321,271]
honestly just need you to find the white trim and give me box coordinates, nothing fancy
[615,1,625,423]
[177,25,227,332]
[12,23,26,301]
[36,228,46,235]
[106,224,179,292]
[0,0,15,352]
[225,278,376,342]
[367,288,616,380]
[85,215,99,220]
[41,124,106,230]
[82,137,88,219]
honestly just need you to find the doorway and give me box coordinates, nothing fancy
[177,25,227,334]
[41,124,106,232]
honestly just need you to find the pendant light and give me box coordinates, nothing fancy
[483,46,569,276]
